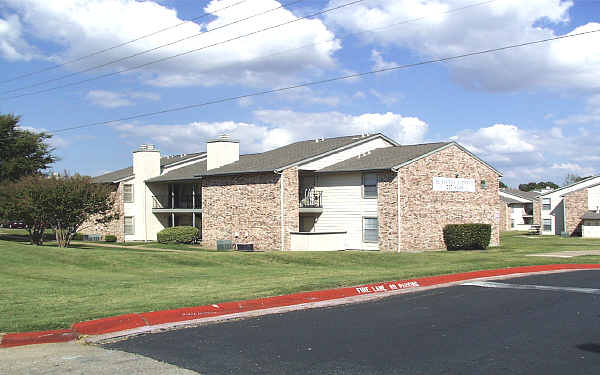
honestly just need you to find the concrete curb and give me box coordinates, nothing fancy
[2,264,599,348]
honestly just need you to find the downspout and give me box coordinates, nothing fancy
[275,170,285,251]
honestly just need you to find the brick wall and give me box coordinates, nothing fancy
[397,144,501,251]
[533,199,541,226]
[80,183,124,241]
[564,188,588,236]
[282,168,299,251]
[378,171,398,251]
[201,170,298,251]
[499,201,509,231]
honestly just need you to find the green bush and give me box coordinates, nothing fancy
[104,235,117,242]
[72,233,84,241]
[443,224,492,251]
[157,226,199,244]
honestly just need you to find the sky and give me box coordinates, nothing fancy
[0,0,599,187]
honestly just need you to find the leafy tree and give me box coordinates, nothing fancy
[518,181,559,192]
[499,181,507,189]
[0,174,118,247]
[563,174,592,186]
[0,176,53,245]
[0,114,56,183]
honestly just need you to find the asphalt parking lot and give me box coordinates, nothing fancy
[106,270,600,374]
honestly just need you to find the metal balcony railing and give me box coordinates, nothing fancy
[300,189,322,208]
[152,194,201,209]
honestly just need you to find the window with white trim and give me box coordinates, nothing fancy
[362,173,378,199]
[363,217,378,242]
[543,218,552,232]
[542,197,551,210]
[124,216,135,235]
[123,184,134,203]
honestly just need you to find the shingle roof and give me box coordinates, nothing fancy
[500,188,539,201]
[582,211,600,220]
[147,161,207,182]
[205,135,378,175]
[92,152,205,183]
[146,135,379,181]
[541,175,600,196]
[318,142,450,173]
[500,195,523,205]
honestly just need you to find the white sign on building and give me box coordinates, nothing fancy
[433,177,476,192]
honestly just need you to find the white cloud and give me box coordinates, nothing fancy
[18,126,69,149]
[325,0,600,91]
[114,109,430,154]
[451,122,599,185]
[2,0,340,87]
[555,94,600,125]
[370,49,398,71]
[0,13,35,61]
[86,90,160,108]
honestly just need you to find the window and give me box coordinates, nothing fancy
[124,216,135,235]
[543,218,552,232]
[363,173,378,199]
[511,219,515,228]
[123,184,134,203]
[542,198,551,210]
[363,217,378,242]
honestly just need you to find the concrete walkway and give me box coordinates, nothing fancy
[0,342,198,375]
[70,241,200,254]
[527,250,600,258]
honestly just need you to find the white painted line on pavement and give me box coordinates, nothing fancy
[462,281,600,295]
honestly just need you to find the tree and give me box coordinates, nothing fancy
[499,181,507,189]
[0,114,56,183]
[0,176,53,245]
[518,181,559,192]
[0,174,118,247]
[564,174,592,186]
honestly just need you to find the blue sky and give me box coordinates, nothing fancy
[0,0,599,187]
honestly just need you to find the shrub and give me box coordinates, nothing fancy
[105,234,117,242]
[443,224,492,251]
[72,233,84,241]
[157,226,199,244]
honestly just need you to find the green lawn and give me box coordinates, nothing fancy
[1,231,599,333]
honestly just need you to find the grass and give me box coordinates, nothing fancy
[1,230,599,333]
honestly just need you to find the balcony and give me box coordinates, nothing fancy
[300,189,323,214]
[152,194,202,213]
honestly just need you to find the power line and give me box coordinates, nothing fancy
[1,0,368,100]
[0,0,309,95]
[168,0,499,85]
[49,28,600,134]
[0,0,252,85]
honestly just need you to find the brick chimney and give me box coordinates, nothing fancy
[207,134,239,170]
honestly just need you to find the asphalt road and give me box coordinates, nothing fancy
[105,270,600,374]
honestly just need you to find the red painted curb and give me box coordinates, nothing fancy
[2,264,599,348]
[0,329,77,348]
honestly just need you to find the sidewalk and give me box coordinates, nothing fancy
[2,263,599,349]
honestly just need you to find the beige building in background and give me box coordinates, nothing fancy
[86,133,502,251]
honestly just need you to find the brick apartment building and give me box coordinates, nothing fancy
[86,133,502,251]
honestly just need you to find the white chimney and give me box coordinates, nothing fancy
[133,144,161,179]
[207,134,240,170]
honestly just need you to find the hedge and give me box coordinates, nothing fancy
[104,235,117,242]
[157,226,199,244]
[443,223,492,251]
